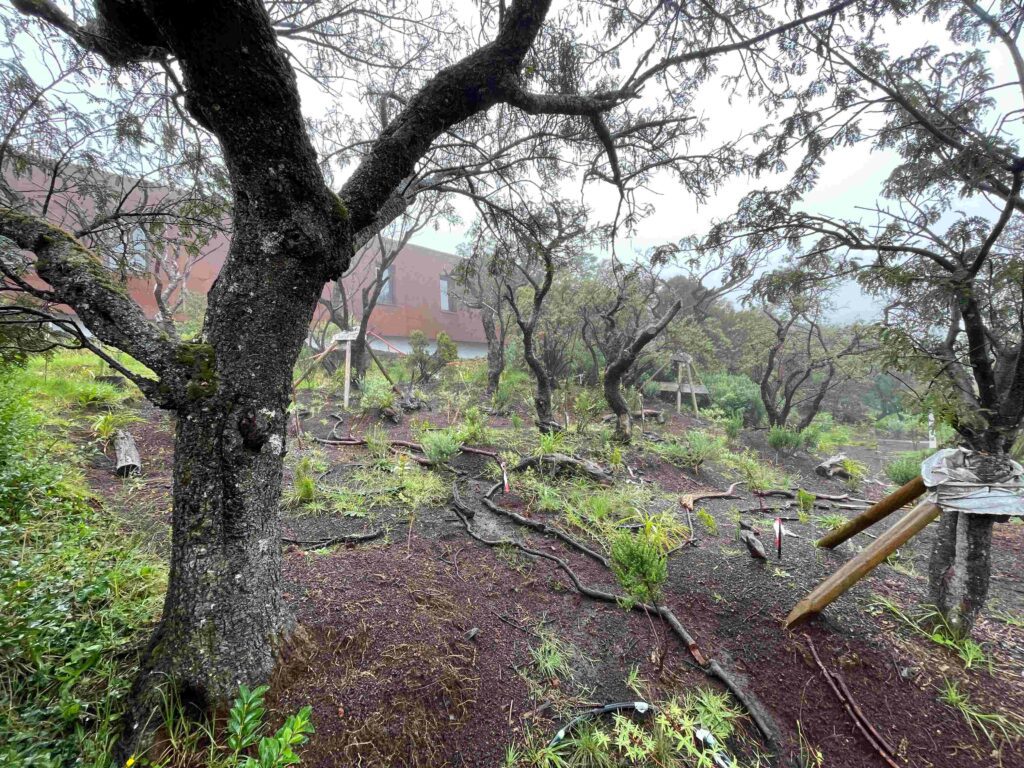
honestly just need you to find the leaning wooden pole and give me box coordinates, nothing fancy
[817,475,926,549]
[785,499,941,628]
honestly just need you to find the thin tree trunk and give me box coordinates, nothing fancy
[523,330,554,431]
[604,368,632,443]
[482,310,504,395]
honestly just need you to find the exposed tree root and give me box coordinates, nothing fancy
[451,484,782,751]
[480,496,609,568]
[282,529,384,548]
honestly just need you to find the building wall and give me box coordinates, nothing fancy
[6,164,485,352]
[339,240,486,350]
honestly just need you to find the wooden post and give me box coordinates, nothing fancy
[687,362,699,416]
[343,339,352,409]
[676,360,683,414]
[785,499,941,628]
[817,475,927,549]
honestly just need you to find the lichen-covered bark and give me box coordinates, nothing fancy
[481,310,505,395]
[928,510,994,637]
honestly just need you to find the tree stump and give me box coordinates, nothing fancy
[114,430,141,477]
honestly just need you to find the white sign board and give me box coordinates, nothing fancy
[331,328,360,343]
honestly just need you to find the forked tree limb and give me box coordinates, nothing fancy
[679,482,745,511]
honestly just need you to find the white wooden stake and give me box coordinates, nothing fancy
[676,360,683,414]
[343,339,352,409]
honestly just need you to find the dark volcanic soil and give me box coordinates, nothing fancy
[88,396,1024,768]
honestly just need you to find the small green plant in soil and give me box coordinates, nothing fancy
[885,450,929,486]
[90,410,144,448]
[505,689,746,768]
[150,683,314,768]
[796,488,816,521]
[360,375,396,412]
[814,513,847,531]
[871,597,991,669]
[695,508,718,535]
[938,678,1024,746]
[421,428,461,465]
[570,388,604,434]
[723,448,789,491]
[455,405,489,444]
[530,632,573,683]
[840,457,868,490]
[537,430,567,456]
[767,425,804,453]
[649,430,724,471]
[364,424,392,467]
[610,527,668,607]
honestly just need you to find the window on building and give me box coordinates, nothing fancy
[440,275,457,312]
[126,226,148,270]
[378,265,395,304]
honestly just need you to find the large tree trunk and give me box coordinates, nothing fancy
[117,186,338,761]
[927,446,1009,636]
[482,310,504,395]
[928,510,993,637]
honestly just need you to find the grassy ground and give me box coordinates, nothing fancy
[0,355,165,767]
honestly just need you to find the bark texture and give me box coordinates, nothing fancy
[928,510,994,636]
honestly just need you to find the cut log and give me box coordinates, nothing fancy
[114,430,141,477]
[816,454,853,479]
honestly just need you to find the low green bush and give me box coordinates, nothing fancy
[886,450,929,485]
[0,366,165,766]
[421,429,461,465]
[705,373,766,426]
[767,425,804,452]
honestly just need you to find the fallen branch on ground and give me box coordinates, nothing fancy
[511,453,613,484]
[805,636,900,768]
[679,482,745,511]
[282,529,384,548]
[601,409,665,424]
[480,496,609,568]
[450,484,782,750]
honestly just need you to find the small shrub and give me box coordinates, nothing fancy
[492,369,531,414]
[421,429,461,465]
[652,431,724,470]
[886,451,928,486]
[767,425,803,453]
[610,529,668,606]
[570,388,603,433]
[537,430,567,456]
[455,406,488,444]
[796,488,816,520]
[408,330,458,383]
[841,457,868,489]
[705,373,766,426]
[361,376,396,412]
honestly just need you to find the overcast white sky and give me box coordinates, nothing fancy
[286,1,1016,323]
